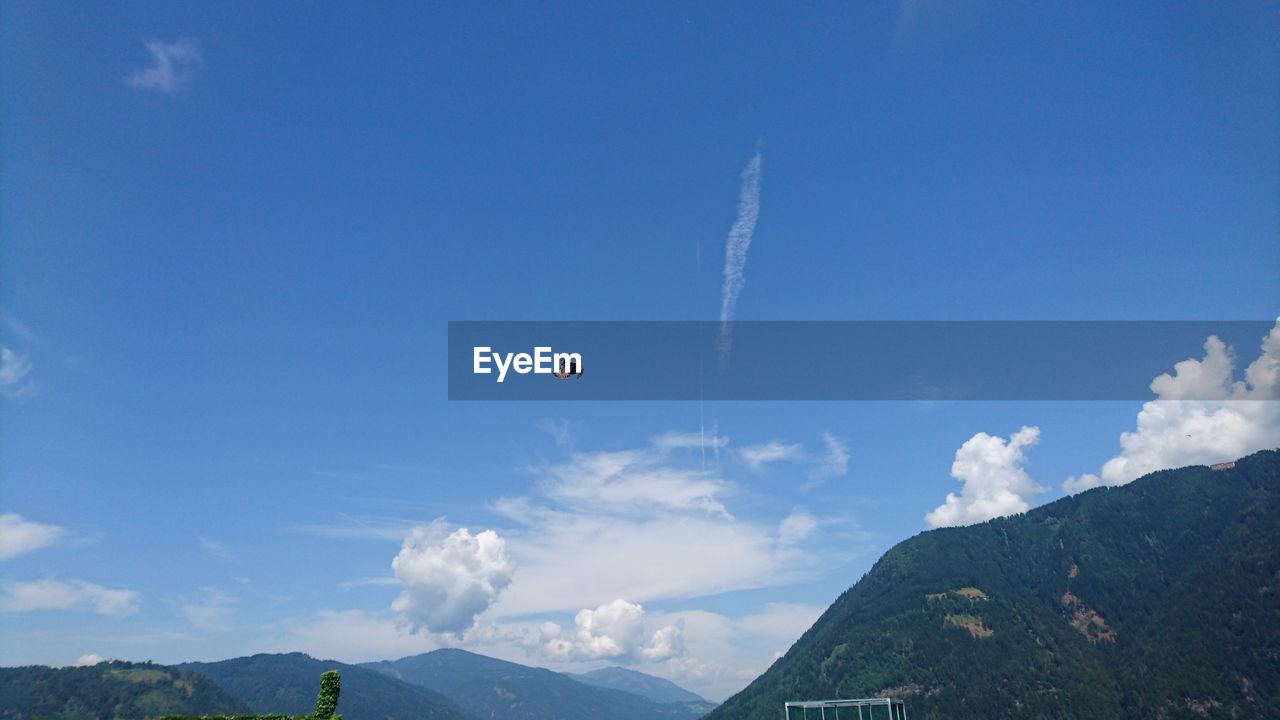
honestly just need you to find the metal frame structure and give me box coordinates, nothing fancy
[785,698,906,720]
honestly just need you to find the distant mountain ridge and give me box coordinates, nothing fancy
[565,666,708,704]
[0,661,250,720]
[363,648,711,720]
[176,653,470,720]
[706,450,1280,720]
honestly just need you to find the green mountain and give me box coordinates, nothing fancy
[564,666,708,704]
[707,450,1280,720]
[0,661,251,720]
[177,653,470,720]
[363,649,711,720]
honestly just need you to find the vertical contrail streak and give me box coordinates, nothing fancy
[718,151,762,365]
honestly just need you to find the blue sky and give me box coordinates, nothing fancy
[2,1,1278,700]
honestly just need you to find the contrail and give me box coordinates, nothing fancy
[718,150,762,364]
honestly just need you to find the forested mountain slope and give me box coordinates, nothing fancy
[707,450,1280,720]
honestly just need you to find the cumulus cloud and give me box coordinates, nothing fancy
[125,39,202,93]
[70,654,106,666]
[532,598,684,663]
[740,441,803,470]
[391,522,515,636]
[0,347,36,399]
[925,426,1043,528]
[718,151,763,364]
[0,513,66,560]
[1064,322,1280,493]
[0,578,139,617]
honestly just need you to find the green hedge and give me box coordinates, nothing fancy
[159,669,340,720]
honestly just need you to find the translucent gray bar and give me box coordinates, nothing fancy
[447,321,1275,401]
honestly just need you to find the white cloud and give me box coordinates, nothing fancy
[532,598,684,663]
[740,441,803,470]
[125,40,202,93]
[291,516,415,541]
[0,578,139,617]
[197,536,234,561]
[736,602,825,644]
[490,504,811,618]
[0,514,66,560]
[540,447,733,519]
[276,597,825,701]
[653,430,729,454]
[70,654,105,666]
[391,522,515,636]
[277,609,439,663]
[925,426,1043,528]
[487,436,824,617]
[322,431,851,698]
[0,347,36,399]
[649,603,825,701]
[1064,322,1280,493]
[181,589,235,630]
[718,151,763,363]
[808,432,849,482]
[778,509,818,545]
[538,418,575,449]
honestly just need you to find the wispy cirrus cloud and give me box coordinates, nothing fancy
[482,433,830,618]
[718,151,763,364]
[291,515,417,541]
[125,39,202,93]
[739,441,804,470]
[180,588,235,631]
[806,432,849,484]
[0,347,36,399]
[0,578,139,617]
[197,536,234,561]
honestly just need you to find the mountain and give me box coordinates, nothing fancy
[0,661,251,720]
[565,666,708,704]
[177,653,470,720]
[707,450,1280,720]
[363,649,711,720]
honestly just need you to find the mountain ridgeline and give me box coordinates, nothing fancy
[362,649,712,720]
[176,653,470,720]
[565,666,709,704]
[0,652,711,720]
[707,450,1280,720]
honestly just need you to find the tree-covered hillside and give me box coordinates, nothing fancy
[707,450,1280,720]
[177,653,470,720]
[0,661,250,720]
